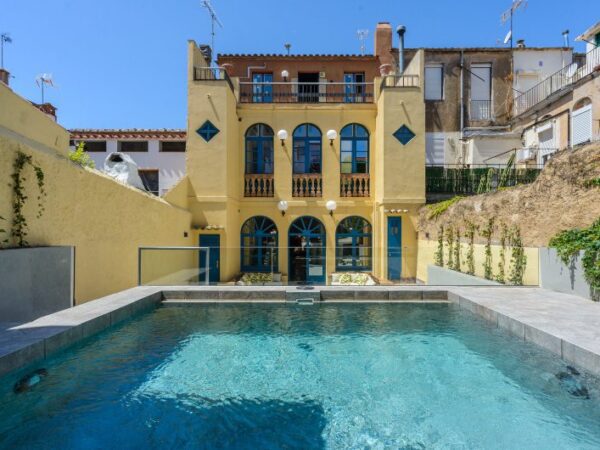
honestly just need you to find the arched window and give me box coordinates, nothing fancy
[241,216,278,272]
[293,124,322,174]
[340,124,369,174]
[245,124,274,174]
[335,216,372,271]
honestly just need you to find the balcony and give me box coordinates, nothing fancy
[514,46,600,116]
[470,100,492,121]
[239,82,374,104]
[244,174,274,197]
[292,174,322,197]
[340,174,370,197]
[193,67,234,90]
[380,74,420,89]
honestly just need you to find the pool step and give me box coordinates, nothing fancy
[285,288,321,303]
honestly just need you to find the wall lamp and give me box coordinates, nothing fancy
[278,200,288,216]
[326,200,337,216]
[281,69,289,81]
[277,129,288,146]
[326,129,338,146]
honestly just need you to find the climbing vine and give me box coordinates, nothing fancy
[434,225,444,267]
[9,151,46,247]
[508,225,527,285]
[453,226,461,271]
[496,223,509,284]
[426,196,464,220]
[464,221,477,275]
[446,226,455,270]
[549,218,600,300]
[481,218,495,280]
[68,142,95,169]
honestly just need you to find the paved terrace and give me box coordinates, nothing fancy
[1,286,600,379]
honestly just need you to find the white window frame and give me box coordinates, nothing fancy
[424,64,444,101]
[470,62,493,121]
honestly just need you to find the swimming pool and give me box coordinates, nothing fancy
[1,303,599,449]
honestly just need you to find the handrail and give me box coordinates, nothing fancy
[380,74,420,90]
[239,81,374,104]
[193,66,234,91]
[514,46,600,116]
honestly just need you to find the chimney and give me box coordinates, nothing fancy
[375,22,393,69]
[0,68,9,86]
[31,102,58,121]
[516,39,526,48]
[397,25,406,73]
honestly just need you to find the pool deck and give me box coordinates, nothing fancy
[1,285,600,379]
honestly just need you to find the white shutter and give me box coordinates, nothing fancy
[471,64,491,100]
[426,133,445,165]
[572,105,592,146]
[425,66,443,100]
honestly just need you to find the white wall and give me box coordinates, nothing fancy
[78,139,185,195]
[466,136,522,165]
[513,49,573,96]
[425,132,460,165]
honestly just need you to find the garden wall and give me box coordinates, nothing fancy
[0,83,193,304]
[539,247,594,300]
[426,264,500,285]
[417,239,540,285]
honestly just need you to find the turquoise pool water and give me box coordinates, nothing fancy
[1,303,600,449]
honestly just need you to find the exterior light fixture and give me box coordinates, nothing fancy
[326,200,337,216]
[281,70,289,81]
[277,200,288,216]
[326,129,338,146]
[277,129,288,146]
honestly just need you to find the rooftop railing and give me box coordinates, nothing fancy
[193,66,234,91]
[238,82,374,104]
[380,74,420,89]
[514,46,600,116]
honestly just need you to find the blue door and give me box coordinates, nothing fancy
[387,217,402,281]
[199,235,220,283]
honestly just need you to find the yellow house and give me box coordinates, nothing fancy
[169,23,425,284]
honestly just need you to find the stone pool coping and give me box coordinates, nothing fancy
[1,285,600,378]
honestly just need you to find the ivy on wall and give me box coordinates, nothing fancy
[453,226,461,272]
[8,151,46,247]
[496,223,509,284]
[549,218,600,300]
[508,225,526,285]
[481,218,495,280]
[434,225,444,267]
[464,221,477,275]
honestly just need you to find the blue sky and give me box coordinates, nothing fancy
[1,0,595,129]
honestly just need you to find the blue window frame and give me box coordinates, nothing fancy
[344,73,366,103]
[340,124,369,174]
[293,124,322,174]
[245,124,274,174]
[252,73,273,103]
[335,216,372,271]
[240,216,278,272]
[288,216,326,284]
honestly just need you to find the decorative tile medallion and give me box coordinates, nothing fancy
[393,125,416,145]
[196,120,220,142]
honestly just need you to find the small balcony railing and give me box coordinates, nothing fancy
[292,174,322,197]
[194,67,234,90]
[244,174,274,197]
[239,82,374,104]
[380,74,420,89]
[470,100,492,121]
[340,174,370,197]
[514,46,600,116]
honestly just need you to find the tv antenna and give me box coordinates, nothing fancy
[35,73,54,103]
[284,43,291,56]
[201,0,223,65]
[1,33,12,69]
[500,0,527,48]
[357,29,369,55]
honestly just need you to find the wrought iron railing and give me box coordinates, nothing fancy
[193,67,234,91]
[292,174,322,197]
[514,46,600,116]
[426,164,542,195]
[470,100,492,121]
[340,174,370,197]
[244,174,274,197]
[239,82,374,103]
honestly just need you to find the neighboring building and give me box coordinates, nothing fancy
[171,22,426,284]
[69,129,186,195]
[512,30,599,166]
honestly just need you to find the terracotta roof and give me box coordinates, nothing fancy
[69,129,186,140]
[218,53,377,59]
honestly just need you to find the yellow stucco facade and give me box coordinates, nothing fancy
[169,41,426,283]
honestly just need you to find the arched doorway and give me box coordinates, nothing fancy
[240,216,278,273]
[288,216,326,284]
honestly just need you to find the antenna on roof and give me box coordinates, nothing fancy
[284,43,291,56]
[357,29,369,55]
[201,0,223,65]
[1,33,12,69]
[500,0,527,48]
[35,73,54,103]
